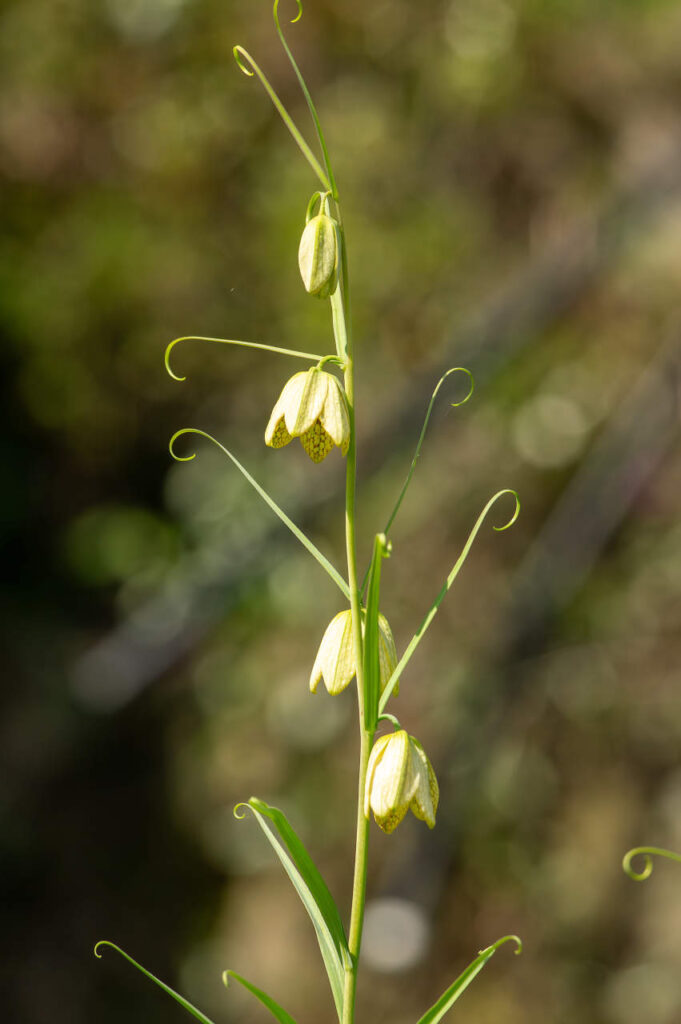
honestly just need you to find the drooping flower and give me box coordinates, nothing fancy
[265,368,350,463]
[298,203,339,298]
[309,609,398,696]
[364,730,439,834]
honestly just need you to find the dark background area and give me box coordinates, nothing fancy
[2,0,681,1022]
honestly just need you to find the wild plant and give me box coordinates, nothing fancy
[95,4,525,1021]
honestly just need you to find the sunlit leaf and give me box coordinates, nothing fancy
[223,970,297,1024]
[165,335,325,382]
[94,941,216,1024]
[379,489,519,711]
[235,797,349,1020]
[416,935,522,1024]
[169,428,349,599]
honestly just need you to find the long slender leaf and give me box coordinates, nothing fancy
[360,367,474,595]
[236,798,349,1020]
[223,970,297,1024]
[272,0,338,199]
[246,798,348,953]
[94,942,216,1024]
[165,336,325,382]
[379,489,519,712]
[416,935,522,1024]
[233,45,330,190]
[363,533,390,730]
[383,367,474,539]
[169,428,350,599]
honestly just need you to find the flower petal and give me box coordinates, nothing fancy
[364,733,391,819]
[284,370,328,437]
[310,610,355,695]
[265,392,293,447]
[409,737,439,829]
[320,376,350,449]
[377,613,398,697]
[300,420,335,463]
[368,730,417,833]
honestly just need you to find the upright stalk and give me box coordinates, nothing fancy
[335,215,373,1024]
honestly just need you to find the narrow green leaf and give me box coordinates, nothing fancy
[272,0,338,199]
[360,367,474,596]
[169,428,350,599]
[382,367,474,540]
[223,970,297,1024]
[379,489,519,712]
[233,45,330,191]
[416,935,522,1024]
[246,798,348,954]
[363,533,390,730]
[235,798,349,1020]
[94,942,217,1024]
[165,336,325,382]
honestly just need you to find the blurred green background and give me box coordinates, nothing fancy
[2,0,681,1021]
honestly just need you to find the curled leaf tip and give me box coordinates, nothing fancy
[94,940,113,959]
[165,338,186,381]
[378,366,477,545]
[233,45,255,77]
[479,934,523,958]
[621,846,681,881]
[233,802,251,820]
[623,849,653,881]
[445,366,474,408]
[169,429,198,462]
[492,489,520,532]
[222,971,231,989]
[274,0,303,25]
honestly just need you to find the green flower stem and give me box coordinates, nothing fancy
[243,16,368,1011]
[337,216,372,1024]
[343,729,371,1023]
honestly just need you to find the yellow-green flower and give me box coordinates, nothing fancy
[298,203,339,298]
[364,730,439,834]
[309,609,398,696]
[265,368,350,463]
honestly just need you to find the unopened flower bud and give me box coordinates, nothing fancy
[298,198,339,298]
[265,368,350,463]
[309,609,398,696]
[364,730,439,834]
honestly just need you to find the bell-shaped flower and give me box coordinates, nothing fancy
[298,207,339,298]
[364,730,439,834]
[309,609,398,697]
[265,368,350,463]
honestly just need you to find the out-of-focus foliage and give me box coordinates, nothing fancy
[2,0,681,1022]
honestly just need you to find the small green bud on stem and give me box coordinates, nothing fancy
[298,194,339,298]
